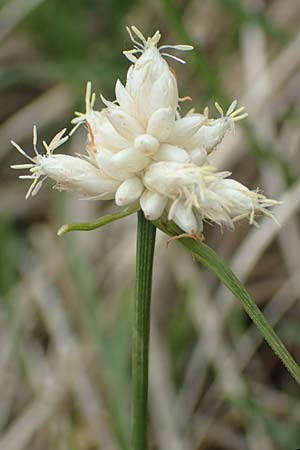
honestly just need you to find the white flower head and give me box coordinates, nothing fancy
[66,27,207,188]
[123,25,193,65]
[11,126,119,199]
[123,26,193,124]
[11,126,69,198]
[11,26,277,237]
[143,161,278,233]
[185,100,248,154]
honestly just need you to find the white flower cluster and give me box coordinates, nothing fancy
[11,26,277,235]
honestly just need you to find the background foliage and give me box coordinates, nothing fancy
[1,0,300,449]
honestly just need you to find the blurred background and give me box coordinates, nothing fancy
[1,0,300,449]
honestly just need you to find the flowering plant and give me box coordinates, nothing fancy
[11,26,300,450]
[12,26,275,235]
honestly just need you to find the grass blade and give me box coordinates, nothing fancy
[154,217,300,386]
[57,204,140,236]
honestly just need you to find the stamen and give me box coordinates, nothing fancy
[11,163,34,169]
[25,177,39,200]
[33,125,39,156]
[232,213,248,222]
[226,100,238,116]
[232,113,248,122]
[262,208,280,226]
[123,48,139,55]
[11,141,36,163]
[91,92,96,108]
[204,106,209,118]
[85,81,92,115]
[69,121,82,136]
[78,192,113,201]
[131,26,146,45]
[179,96,192,102]
[161,53,186,64]
[123,51,138,63]
[148,30,161,47]
[32,176,47,196]
[230,106,245,117]
[215,102,224,116]
[42,140,51,155]
[159,44,193,51]
[48,128,68,152]
[126,26,145,49]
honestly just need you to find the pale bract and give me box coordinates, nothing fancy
[143,162,277,232]
[11,26,277,235]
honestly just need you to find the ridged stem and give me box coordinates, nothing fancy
[131,211,156,450]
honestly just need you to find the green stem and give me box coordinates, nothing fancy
[132,211,156,450]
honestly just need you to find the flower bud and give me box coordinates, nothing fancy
[188,117,231,152]
[126,47,178,123]
[190,147,207,166]
[38,154,120,199]
[148,70,178,116]
[126,47,168,99]
[140,190,167,220]
[171,200,198,233]
[134,134,160,156]
[94,148,132,181]
[115,176,144,206]
[95,147,150,181]
[154,144,189,162]
[214,179,253,215]
[112,147,150,172]
[91,113,130,151]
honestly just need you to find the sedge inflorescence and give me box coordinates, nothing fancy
[11,26,277,235]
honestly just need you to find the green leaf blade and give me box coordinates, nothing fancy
[154,218,300,386]
[57,204,140,236]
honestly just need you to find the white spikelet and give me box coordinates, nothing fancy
[143,161,278,233]
[11,127,119,199]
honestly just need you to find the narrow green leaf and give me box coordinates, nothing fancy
[154,217,300,386]
[57,204,140,236]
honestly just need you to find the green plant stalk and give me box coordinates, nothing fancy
[132,211,156,450]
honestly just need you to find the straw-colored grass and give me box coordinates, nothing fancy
[1,1,300,449]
